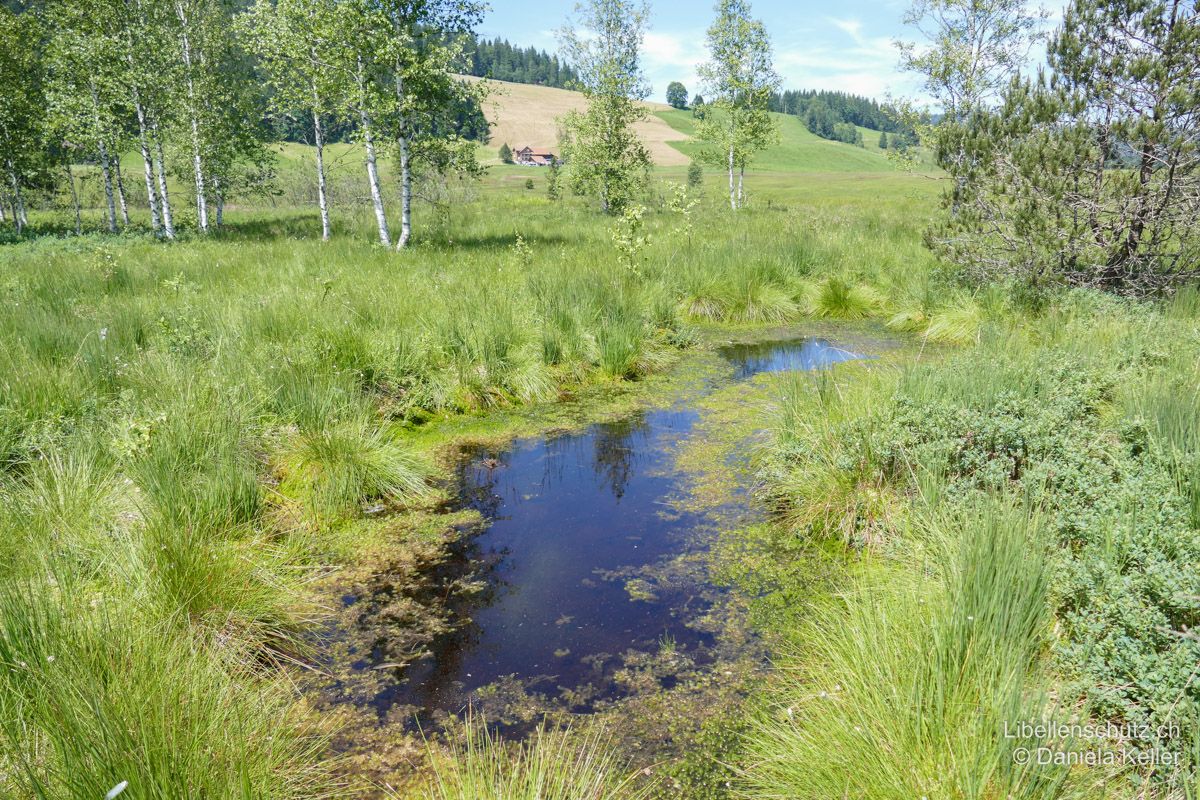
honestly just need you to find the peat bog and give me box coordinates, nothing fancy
[318,337,866,733]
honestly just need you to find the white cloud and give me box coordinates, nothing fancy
[826,17,865,46]
[772,29,920,100]
[638,12,925,103]
[640,30,706,101]
[484,9,937,105]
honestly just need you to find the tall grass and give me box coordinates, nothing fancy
[0,163,975,795]
[0,587,330,799]
[277,416,429,522]
[768,364,899,546]
[756,295,1200,797]
[1118,355,1200,528]
[423,722,649,800]
[738,503,1091,800]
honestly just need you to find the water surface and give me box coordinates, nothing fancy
[720,338,864,379]
[338,337,864,725]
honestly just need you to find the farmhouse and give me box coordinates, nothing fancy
[514,146,557,166]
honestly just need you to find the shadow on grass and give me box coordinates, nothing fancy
[5,208,586,250]
[211,212,581,251]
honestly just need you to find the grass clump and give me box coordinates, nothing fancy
[739,503,1080,799]
[922,301,982,344]
[806,276,884,320]
[0,588,330,800]
[276,417,429,522]
[424,722,649,800]
[767,365,899,547]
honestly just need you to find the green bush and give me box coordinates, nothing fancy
[765,308,1200,778]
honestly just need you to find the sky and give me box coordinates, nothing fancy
[477,0,932,105]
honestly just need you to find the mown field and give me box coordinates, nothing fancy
[2,138,1198,799]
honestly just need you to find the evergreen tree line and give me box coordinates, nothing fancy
[770,88,900,131]
[767,88,917,147]
[466,36,579,88]
[0,0,492,247]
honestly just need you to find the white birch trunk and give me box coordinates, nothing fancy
[97,140,118,233]
[357,58,389,246]
[152,129,176,239]
[66,164,82,235]
[175,3,208,232]
[114,159,130,227]
[0,194,6,223]
[727,145,736,210]
[132,92,162,234]
[362,113,389,246]
[394,69,412,250]
[212,174,223,227]
[397,134,412,249]
[6,163,24,232]
[312,103,330,241]
[737,165,745,206]
[91,86,118,233]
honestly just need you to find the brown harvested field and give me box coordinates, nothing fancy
[464,76,692,166]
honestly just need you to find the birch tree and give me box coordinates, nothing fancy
[45,1,126,233]
[198,79,275,229]
[183,2,273,230]
[696,0,780,210]
[117,0,176,238]
[244,0,343,240]
[331,0,393,245]
[557,0,652,214]
[376,0,486,249]
[0,6,44,234]
[172,0,214,232]
[895,0,1047,209]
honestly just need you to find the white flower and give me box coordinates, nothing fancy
[106,781,129,799]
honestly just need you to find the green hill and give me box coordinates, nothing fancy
[655,108,900,173]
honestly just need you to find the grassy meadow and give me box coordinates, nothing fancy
[2,118,1199,799]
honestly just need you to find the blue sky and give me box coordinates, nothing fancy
[477,0,931,104]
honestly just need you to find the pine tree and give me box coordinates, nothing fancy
[896,0,1048,210]
[938,0,1200,294]
[466,36,577,88]
[498,142,512,163]
[878,130,887,149]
